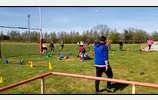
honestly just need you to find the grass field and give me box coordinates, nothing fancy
[0,42,158,94]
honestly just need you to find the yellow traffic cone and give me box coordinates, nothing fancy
[48,60,52,70]
[0,76,3,83]
[30,61,33,68]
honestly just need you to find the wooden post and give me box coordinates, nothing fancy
[41,77,45,94]
[132,84,135,94]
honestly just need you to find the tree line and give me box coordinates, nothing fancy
[0,25,158,44]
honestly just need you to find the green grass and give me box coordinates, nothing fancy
[0,42,158,94]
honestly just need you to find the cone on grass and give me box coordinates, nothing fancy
[48,60,52,70]
[0,75,4,83]
[30,61,33,68]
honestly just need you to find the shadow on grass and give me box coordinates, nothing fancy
[100,83,129,93]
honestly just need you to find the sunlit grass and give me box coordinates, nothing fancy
[0,42,158,94]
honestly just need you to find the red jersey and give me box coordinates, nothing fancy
[79,46,86,53]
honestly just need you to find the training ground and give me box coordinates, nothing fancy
[0,42,158,94]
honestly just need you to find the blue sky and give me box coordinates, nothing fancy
[0,7,158,34]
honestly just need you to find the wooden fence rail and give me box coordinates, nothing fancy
[0,72,52,93]
[0,71,158,94]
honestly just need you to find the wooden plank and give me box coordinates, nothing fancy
[1,71,158,93]
[52,72,158,88]
[0,72,52,92]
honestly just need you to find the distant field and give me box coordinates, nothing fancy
[0,42,158,94]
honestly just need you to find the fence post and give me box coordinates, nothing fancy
[132,84,135,94]
[41,77,45,94]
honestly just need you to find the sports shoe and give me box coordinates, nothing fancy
[95,91,100,94]
[106,88,115,93]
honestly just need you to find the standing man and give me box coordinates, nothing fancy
[94,36,114,94]
[61,40,64,50]
[49,40,55,52]
[119,40,123,51]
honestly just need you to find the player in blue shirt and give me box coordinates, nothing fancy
[94,36,114,94]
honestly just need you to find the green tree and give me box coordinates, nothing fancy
[151,31,158,41]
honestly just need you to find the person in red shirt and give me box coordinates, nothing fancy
[79,42,86,61]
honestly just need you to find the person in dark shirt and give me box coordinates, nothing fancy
[119,40,123,51]
[61,40,64,50]
[49,40,55,52]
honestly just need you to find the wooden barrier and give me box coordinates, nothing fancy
[1,71,158,94]
[0,72,52,93]
[51,72,158,89]
[51,72,158,94]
